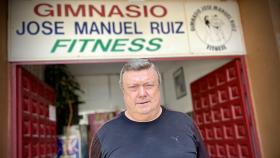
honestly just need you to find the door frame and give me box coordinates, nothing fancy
[239,57,262,158]
[9,55,261,158]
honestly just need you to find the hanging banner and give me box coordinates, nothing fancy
[8,0,245,62]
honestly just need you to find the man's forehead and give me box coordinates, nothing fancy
[123,68,158,81]
[124,68,156,75]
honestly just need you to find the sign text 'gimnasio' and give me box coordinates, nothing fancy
[9,0,245,62]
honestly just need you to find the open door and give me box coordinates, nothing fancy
[191,59,256,158]
[16,66,57,158]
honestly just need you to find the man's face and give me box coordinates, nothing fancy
[122,68,161,118]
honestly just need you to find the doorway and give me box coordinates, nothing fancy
[11,57,259,158]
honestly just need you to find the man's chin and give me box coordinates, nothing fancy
[135,104,151,114]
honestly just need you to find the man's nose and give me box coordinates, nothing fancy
[138,86,147,97]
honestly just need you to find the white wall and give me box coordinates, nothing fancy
[76,74,124,113]
[163,59,231,113]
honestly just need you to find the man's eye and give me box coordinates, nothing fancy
[128,86,137,90]
[145,84,154,89]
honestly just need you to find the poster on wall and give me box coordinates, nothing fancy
[8,0,245,62]
[173,67,187,99]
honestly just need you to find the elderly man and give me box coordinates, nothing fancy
[91,59,208,158]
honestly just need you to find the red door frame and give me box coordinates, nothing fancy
[8,55,262,158]
[239,57,262,158]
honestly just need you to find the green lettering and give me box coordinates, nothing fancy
[128,38,145,52]
[79,39,95,52]
[68,39,77,53]
[146,38,162,51]
[51,39,71,53]
[92,39,113,52]
[111,38,129,52]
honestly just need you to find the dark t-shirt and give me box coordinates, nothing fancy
[91,107,208,158]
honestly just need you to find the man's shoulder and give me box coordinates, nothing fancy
[164,107,191,118]
[96,113,124,135]
[164,107,194,124]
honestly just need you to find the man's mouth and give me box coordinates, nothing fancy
[137,101,150,104]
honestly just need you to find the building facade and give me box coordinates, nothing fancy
[1,0,280,158]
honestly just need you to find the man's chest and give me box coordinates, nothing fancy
[101,132,197,158]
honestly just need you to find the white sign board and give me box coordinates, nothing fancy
[8,0,245,62]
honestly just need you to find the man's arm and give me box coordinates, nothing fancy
[192,121,209,158]
[90,135,102,158]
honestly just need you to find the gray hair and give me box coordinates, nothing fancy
[119,59,161,88]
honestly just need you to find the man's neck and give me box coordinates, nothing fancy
[125,107,162,122]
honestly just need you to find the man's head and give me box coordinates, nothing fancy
[119,59,161,88]
[119,59,162,122]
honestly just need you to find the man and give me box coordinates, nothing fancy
[90,59,208,158]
